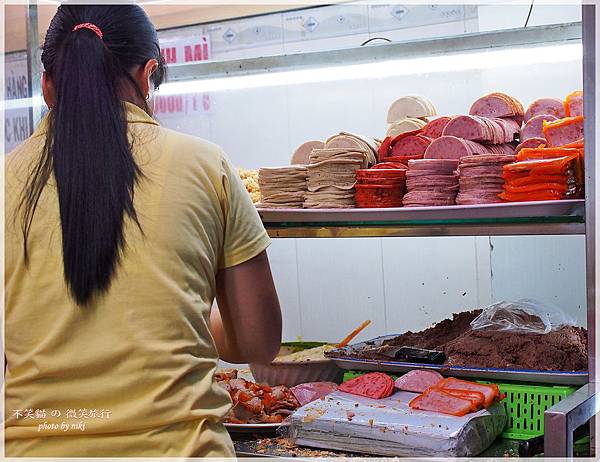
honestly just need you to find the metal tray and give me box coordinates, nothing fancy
[258,199,584,224]
[327,335,588,386]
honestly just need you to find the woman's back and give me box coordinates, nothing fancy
[5,103,270,456]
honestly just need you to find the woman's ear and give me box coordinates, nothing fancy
[41,72,55,108]
[136,59,159,99]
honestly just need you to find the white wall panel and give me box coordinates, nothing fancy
[207,86,290,169]
[286,80,378,155]
[490,236,587,327]
[382,237,488,333]
[295,238,385,343]
[267,240,303,341]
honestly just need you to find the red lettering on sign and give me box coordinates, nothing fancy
[160,47,177,64]
[185,44,208,63]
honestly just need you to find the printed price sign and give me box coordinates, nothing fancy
[156,35,212,118]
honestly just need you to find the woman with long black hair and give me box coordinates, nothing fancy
[5,5,282,457]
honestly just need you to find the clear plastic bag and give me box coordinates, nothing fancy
[470,298,576,334]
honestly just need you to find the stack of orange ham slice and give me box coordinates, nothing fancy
[500,147,584,202]
[409,377,503,417]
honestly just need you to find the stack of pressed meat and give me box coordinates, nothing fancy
[456,155,516,205]
[304,147,366,208]
[501,91,585,202]
[258,165,308,208]
[500,147,584,202]
[424,92,521,161]
[256,90,585,209]
[355,162,408,208]
[403,159,459,207]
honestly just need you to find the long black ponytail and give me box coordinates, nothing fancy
[20,5,165,305]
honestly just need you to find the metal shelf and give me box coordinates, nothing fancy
[260,200,585,238]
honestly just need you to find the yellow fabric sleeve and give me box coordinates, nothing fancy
[219,153,270,268]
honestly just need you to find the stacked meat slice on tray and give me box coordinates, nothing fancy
[304,148,366,208]
[456,155,516,205]
[258,166,308,208]
[403,159,459,207]
[303,132,377,208]
[422,92,521,161]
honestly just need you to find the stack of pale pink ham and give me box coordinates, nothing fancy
[403,159,459,207]
[456,155,516,205]
[424,93,521,161]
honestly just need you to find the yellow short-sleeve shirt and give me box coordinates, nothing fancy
[4,102,271,457]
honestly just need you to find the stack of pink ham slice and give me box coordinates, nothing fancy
[403,159,459,207]
[443,115,520,144]
[456,155,516,205]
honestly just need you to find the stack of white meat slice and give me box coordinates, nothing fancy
[403,159,459,207]
[386,95,437,138]
[304,148,365,208]
[325,132,378,166]
[456,155,516,205]
[258,165,308,208]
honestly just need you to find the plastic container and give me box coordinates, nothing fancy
[250,342,344,388]
[477,380,577,440]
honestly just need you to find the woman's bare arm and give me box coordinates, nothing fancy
[212,250,281,364]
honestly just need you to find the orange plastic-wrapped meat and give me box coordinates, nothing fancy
[504,183,568,194]
[499,190,564,201]
[543,116,584,147]
[565,90,583,117]
[437,378,500,408]
[516,147,583,161]
[409,388,474,416]
[503,153,580,175]
[507,174,567,187]
[562,139,584,148]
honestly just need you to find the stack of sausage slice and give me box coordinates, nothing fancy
[469,92,525,124]
[402,159,459,207]
[258,166,308,208]
[355,162,407,208]
[456,155,516,205]
[442,115,520,144]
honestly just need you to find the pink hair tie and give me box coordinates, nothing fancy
[72,22,103,39]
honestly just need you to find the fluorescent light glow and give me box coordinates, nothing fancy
[157,43,582,95]
[1,42,581,110]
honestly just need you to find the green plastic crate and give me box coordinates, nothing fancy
[343,371,577,440]
[478,381,577,440]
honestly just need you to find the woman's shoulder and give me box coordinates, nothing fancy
[150,125,226,170]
